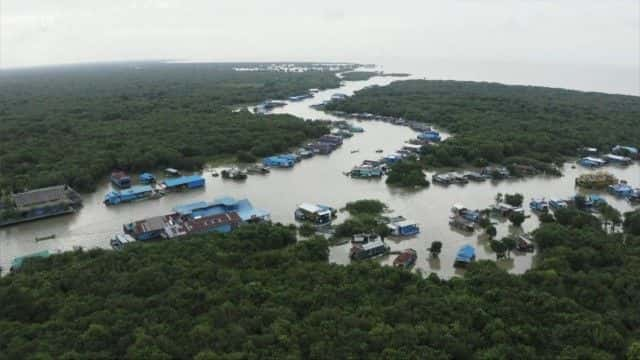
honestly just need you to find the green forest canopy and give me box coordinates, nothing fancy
[327,80,640,168]
[0,62,350,192]
[2,207,640,358]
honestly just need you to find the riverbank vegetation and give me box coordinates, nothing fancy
[334,199,391,238]
[3,209,640,358]
[340,71,379,81]
[0,62,342,192]
[327,80,640,170]
[385,160,430,188]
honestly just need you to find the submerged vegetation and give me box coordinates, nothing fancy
[340,71,380,81]
[385,160,429,188]
[2,208,640,357]
[0,63,343,192]
[328,79,640,169]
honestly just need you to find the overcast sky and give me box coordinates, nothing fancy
[1,0,638,93]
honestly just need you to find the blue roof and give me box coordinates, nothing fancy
[140,172,155,180]
[12,250,50,269]
[456,245,475,262]
[173,197,270,222]
[163,175,204,187]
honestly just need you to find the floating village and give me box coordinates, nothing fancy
[3,76,640,277]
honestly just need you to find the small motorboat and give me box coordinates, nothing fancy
[211,170,219,177]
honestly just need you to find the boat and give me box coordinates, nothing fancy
[221,168,248,180]
[296,148,314,159]
[352,233,380,244]
[454,245,476,268]
[529,198,549,212]
[211,171,219,177]
[549,198,569,210]
[450,172,469,184]
[35,234,56,242]
[104,185,161,206]
[376,149,383,153]
[246,164,270,174]
[387,219,420,236]
[165,168,181,177]
[110,233,135,250]
[350,149,360,154]
[393,249,417,268]
[433,173,452,185]
[463,171,486,182]
[349,239,389,260]
[350,165,384,178]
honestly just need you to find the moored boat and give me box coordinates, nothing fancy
[393,248,417,268]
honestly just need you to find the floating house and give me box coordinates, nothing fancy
[279,153,300,163]
[449,216,475,232]
[331,93,348,101]
[433,173,452,185]
[349,125,364,132]
[454,245,476,267]
[123,215,168,240]
[583,195,607,209]
[288,93,313,101]
[481,166,510,179]
[110,171,131,188]
[612,145,639,159]
[387,219,420,236]
[579,157,607,168]
[580,147,599,156]
[221,168,248,180]
[319,134,343,146]
[104,185,158,206]
[352,233,380,244]
[628,189,640,203]
[393,249,417,269]
[463,171,486,182]
[417,130,441,142]
[296,148,314,158]
[263,156,295,168]
[549,198,569,210]
[517,234,535,252]
[139,173,156,184]
[350,165,384,178]
[349,239,389,260]
[1,185,83,227]
[450,172,469,184]
[246,164,270,174]
[529,198,549,212]
[174,197,271,224]
[604,154,632,165]
[383,154,403,165]
[294,203,336,225]
[161,175,205,191]
[489,203,524,217]
[608,183,635,197]
[11,250,50,272]
[307,142,334,155]
[451,204,481,223]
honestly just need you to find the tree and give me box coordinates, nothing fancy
[624,210,640,235]
[495,193,503,205]
[508,212,526,227]
[429,241,442,257]
[504,193,524,207]
[490,240,506,259]
[486,225,497,240]
[298,223,316,237]
[501,237,517,258]
[628,342,640,360]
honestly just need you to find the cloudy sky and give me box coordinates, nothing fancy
[1,0,638,93]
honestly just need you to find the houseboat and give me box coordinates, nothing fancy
[110,233,135,250]
[433,173,452,185]
[387,219,420,236]
[296,148,314,159]
[454,245,476,268]
[612,145,639,159]
[463,171,486,182]
[628,189,640,203]
[294,203,336,225]
[451,204,481,223]
[0,185,83,227]
[349,125,364,133]
[319,134,343,146]
[139,172,156,184]
[449,216,475,232]
[450,172,469,184]
[383,154,402,165]
[604,154,632,165]
[608,183,635,197]
[246,164,270,174]
[481,166,510,179]
[104,185,162,206]
[352,233,381,244]
[489,203,524,217]
[579,157,607,168]
[350,165,384,178]
[529,198,549,212]
[349,239,389,260]
[331,93,348,101]
[549,198,569,210]
[393,249,417,269]
[221,168,248,180]
[263,156,295,168]
[417,130,441,142]
[160,175,205,191]
[110,171,131,188]
[517,234,535,252]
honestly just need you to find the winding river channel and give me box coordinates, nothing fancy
[1,73,639,278]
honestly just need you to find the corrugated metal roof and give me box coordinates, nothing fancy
[163,175,204,187]
[12,185,67,208]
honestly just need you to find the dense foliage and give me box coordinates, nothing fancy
[328,80,640,169]
[2,208,640,358]
[0,63,341,192]
[334,200,391,239]
[344,199,387,215]
[340,71,379,81]
[385,160,429,188]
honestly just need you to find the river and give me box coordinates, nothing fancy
[1,73,639,278]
